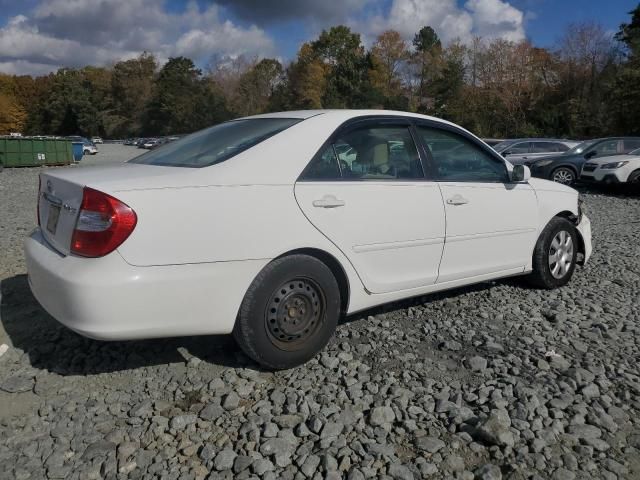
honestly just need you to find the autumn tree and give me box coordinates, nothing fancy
[369,30,410,103]
[233,59,284,116]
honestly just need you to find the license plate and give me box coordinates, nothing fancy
[46,204,61,234]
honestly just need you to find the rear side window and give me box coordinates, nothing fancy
[624,139,640,152]
[301,125,424,180]
[130,118,300,168]
[531,141,560,153]
[506,142,530,154]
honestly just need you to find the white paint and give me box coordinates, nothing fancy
[25,109,593,342]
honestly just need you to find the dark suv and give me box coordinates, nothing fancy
[528,137,640,186]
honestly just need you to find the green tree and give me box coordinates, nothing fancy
[233,58,284,116]
[310,26,369,107]
[412,26,442,110]
[111,52,157,136]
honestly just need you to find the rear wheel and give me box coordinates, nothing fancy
[529,217,578,289]
[551,167,576,186]
[233,255,340,370]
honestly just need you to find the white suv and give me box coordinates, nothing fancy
[581,148,640,185]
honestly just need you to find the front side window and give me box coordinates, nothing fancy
[130,118,300,168]
[589,139,620,157]
[417,126,509,183]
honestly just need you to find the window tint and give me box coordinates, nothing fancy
[590,140,620,157]
[531,141,560,153]
[505,142,530,154]
[623,139,640,152]
[130,118,300,168]
[555,143,570,152]
[333,126,423,180]
[301,144,341,180]
[417,126,508,182]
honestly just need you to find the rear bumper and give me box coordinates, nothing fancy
[24,228,268,340]
[576,214,592,264]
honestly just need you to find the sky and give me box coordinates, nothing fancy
[0,0,637,76]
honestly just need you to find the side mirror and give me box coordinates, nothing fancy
[584,150,597,159]
[511,165,531,182]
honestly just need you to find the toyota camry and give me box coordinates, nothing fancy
[25,110,592,369]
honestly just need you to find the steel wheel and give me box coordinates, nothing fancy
[264,277,326,352]
[548,230,574,279]
[552,168,575,185]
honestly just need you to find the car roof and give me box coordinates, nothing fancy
[241,109,461,127]
[500,138,577,143]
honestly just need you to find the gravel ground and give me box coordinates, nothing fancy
[0,145,639,480]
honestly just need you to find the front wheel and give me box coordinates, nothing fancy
[528,217,578,289]
[551,167,576,186]
[233,255,341,370]
[628,170,640,185]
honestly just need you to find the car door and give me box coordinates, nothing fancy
[294,119,446,294]
[502,141,530,165]
[414,124,538,284]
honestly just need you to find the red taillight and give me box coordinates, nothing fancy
[37,175,41,226]
[71,187,137,257]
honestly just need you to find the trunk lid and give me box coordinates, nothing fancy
[38,163,195,255]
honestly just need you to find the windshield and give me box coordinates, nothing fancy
[492,140,517,152]
[565,139,597,155]
[130,118,301,168]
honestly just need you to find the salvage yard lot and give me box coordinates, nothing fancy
[0,144,639,479]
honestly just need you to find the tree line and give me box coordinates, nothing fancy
[1,4,639,140]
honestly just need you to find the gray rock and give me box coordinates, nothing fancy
[388,463,414,480]
[214,449,237,471]
[468,356,488,372]
[474,464,502,480]
[170,414,197,430]
[0,374,34,393]
[474,409,514,447]
[415,436,445,453]
[370,406,395,427]
[222,392,240,410]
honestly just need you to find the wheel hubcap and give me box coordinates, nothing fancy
[265,278,325,351]
[548,230,574,279]
[553,169,574,185]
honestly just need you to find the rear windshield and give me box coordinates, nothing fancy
[129,118,301,168]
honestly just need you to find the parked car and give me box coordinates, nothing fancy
[580,147,640,185]
[25,110,592,369]
[92,137,103,144]
[493,139,579,166]
[528,137,640,185]
[69,136,98,155]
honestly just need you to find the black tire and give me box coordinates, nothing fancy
[550,167,576,186]
[528,217,578,289]
[233,254,341,370]
[628,170,640,185]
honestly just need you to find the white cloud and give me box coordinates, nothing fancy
[0,0,275,75]
[363,0,525,44]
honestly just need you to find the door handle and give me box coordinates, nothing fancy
[522,156,528,160]
[312,195,345,208]
[446,195,469,206]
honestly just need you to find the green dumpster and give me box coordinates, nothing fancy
[0,137,73,168]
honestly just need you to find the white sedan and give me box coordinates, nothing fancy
[25,110,592,369]
[580,148,640,185]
